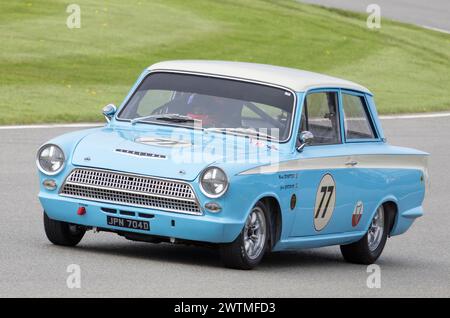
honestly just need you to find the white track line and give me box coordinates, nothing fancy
[0,123,102,130]
[380,112,450,120]
[421,25,450,34]
[0,112,449,130]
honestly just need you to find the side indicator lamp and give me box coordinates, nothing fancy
[205,202,222,213]
[43,179,57,191]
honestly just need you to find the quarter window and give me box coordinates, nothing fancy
[299,92,340,145]
[342,94,376,140]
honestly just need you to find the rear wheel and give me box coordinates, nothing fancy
[220,202,270,269]
[43,212,85,246]
[340,205,389,264]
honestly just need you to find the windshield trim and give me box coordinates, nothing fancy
[116,70,298,144]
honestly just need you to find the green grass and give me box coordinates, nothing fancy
[0,0,449,124]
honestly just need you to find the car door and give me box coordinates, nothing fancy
[289,89,362,237]
[338,90,384,232]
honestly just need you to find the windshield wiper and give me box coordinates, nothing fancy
[131,114,200,125]
[205,127,276,140]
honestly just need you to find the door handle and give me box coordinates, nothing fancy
[345,160,358,167]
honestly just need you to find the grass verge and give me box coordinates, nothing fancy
[0,0,449,124]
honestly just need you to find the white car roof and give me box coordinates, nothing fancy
[147,60,371,94]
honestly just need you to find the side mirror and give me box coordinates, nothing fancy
[102,104,117,122]
[296,131,314,152]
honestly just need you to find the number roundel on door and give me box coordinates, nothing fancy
[313,174,336,231]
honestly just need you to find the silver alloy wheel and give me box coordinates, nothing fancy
[368,206,385,251]
[243,206,267,260]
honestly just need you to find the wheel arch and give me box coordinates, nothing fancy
[259,195,283,250]
[382,200,398,236]
[370,196,398,236]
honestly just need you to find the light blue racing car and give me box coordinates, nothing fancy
[37,61,428,269]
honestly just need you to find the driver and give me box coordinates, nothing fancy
[187,94,243,128]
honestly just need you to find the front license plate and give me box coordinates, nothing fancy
[107,216,150,231]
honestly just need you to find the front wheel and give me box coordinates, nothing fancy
[43,212,85,246]
[220,202,270,269]
[340,205,389,264]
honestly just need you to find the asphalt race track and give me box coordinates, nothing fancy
[0,116,449,297]
[299,0,450,32]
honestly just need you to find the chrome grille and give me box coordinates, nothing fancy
[60,168,201,215]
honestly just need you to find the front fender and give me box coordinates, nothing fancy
[207,172,296,242]
[36,127,104,183]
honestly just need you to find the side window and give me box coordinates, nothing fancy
[300,92,340,145]
[342,94,376,140]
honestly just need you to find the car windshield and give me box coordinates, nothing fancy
[118,72,296,142]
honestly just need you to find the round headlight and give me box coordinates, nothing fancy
[200,167,228,198]
[36,144,65,175]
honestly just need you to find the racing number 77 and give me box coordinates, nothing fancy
[315,186,334,219]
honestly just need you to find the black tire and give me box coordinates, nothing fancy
[340,205,389,264]
[220,201,270,269]
[43,212,85,246]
